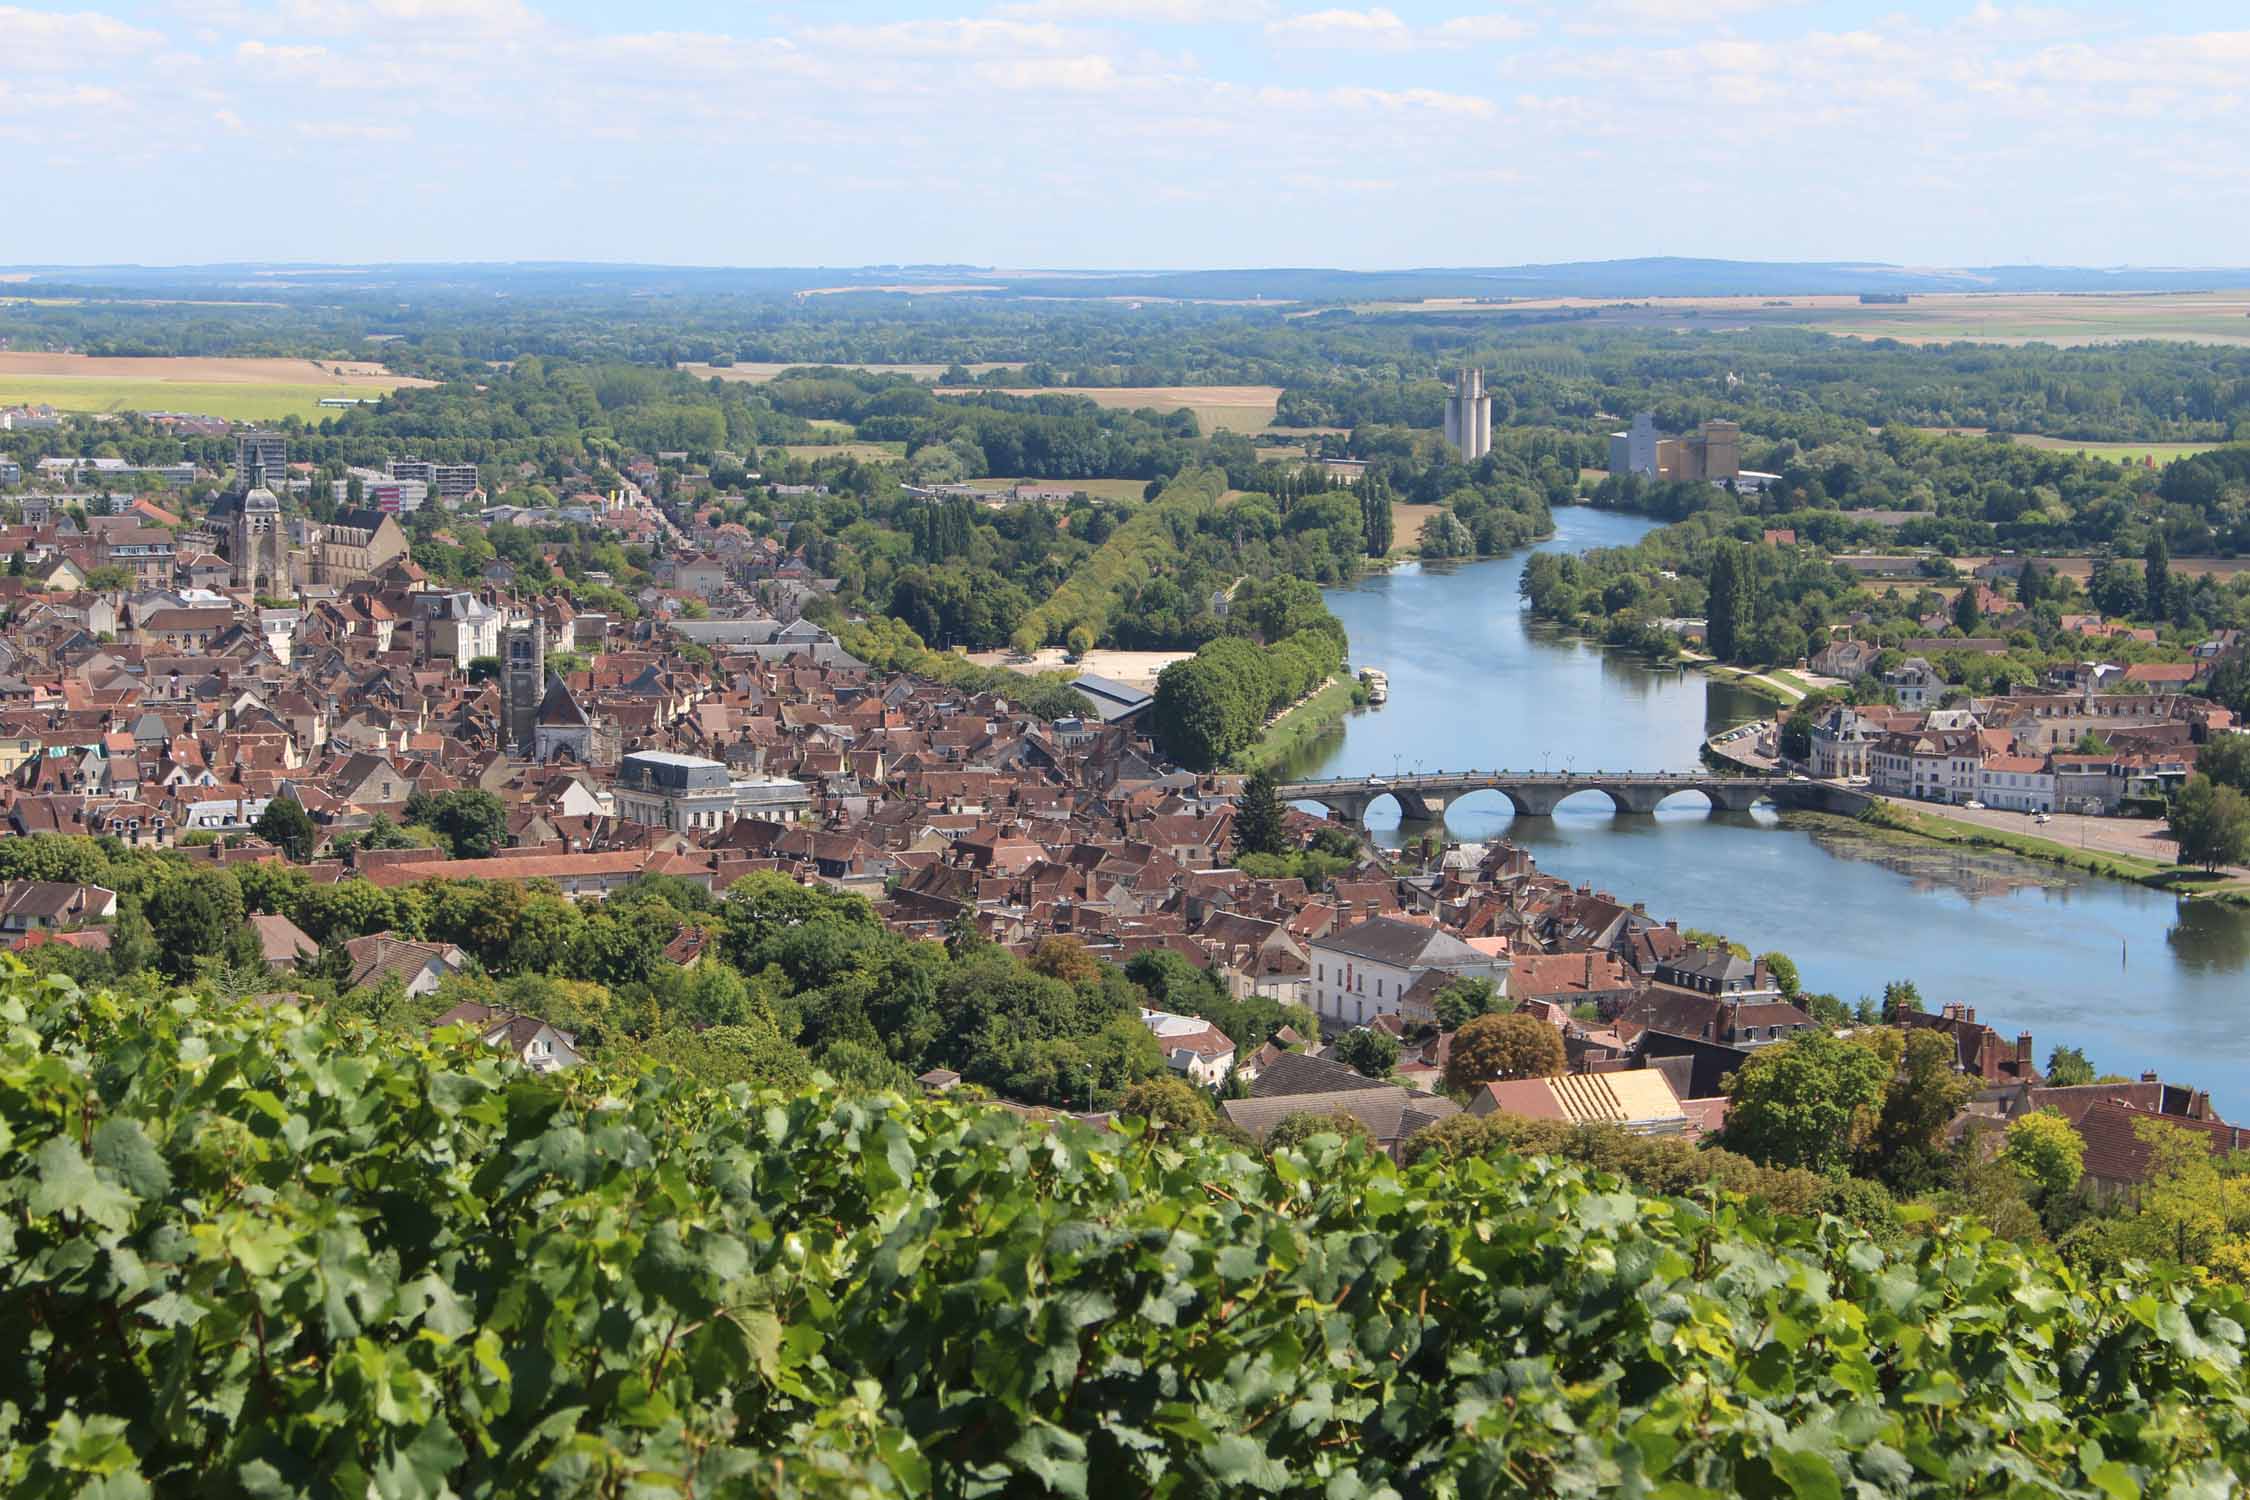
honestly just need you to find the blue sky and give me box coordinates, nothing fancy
[5,1,2246,268]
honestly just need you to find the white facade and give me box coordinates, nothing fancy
[1978,758,2056,812]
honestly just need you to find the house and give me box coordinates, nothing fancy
[0,880,119,933]
[1900,1004,2038,1084]
[1307,915,1507,1028]
[1809,638,1879,682]
[1139,1008,1237,1086]
[2072,1098,2250,1199]
[247,912,320,971]
[1615,991,1812,1048]
[1465,1069,1690,1136]
[1977,754,2055,812]
[1882,657,1945,709]
[341,932,467,996]
[430,999,584,1073]
[1650,949,1781,999]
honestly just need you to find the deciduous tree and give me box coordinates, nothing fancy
[1444,1012,1563,1092]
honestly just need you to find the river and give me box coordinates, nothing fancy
[1287,506,2250,1116]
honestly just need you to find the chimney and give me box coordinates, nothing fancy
[2141,1070,2159,1084]
[1631,902,1646,916]
[1965,1006,1976,1024]
[1665,919,1678,931]
[2016,1031,2032,1066]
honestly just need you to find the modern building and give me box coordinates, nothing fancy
[235,431,287,489]
[1442,367,1491,462]
[1608,413,1740,485]
[386,459,477,500]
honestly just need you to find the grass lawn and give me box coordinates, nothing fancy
[0,375,405,423]
[1234,678,1359,772]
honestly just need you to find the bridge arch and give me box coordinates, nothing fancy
[1440,785,1536,820]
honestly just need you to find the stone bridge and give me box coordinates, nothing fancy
[1274,769,1858,824]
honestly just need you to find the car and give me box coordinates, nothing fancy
[1963,800,1985,810]
[2034,812,2052,824]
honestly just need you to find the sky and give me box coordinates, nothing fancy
[4,0,2247,269]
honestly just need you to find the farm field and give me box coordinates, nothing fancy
[2032,555,2250,585]
[776,442,904,462]
[1917,427,2230,466]
[987,476,1151,501]
[683,361,1024,383]
[2011,435,2226,465]
[932,384,1282,434]
[0,353,428,422]
[1328,291,2250,347]
[1389,501,1441,556]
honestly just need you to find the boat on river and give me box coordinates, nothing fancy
[1357,667,1388,704]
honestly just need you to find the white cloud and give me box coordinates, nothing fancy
[976,54,1118,91]
[1256,83,1494,117]
[799,18,1074,57]
[1265,7,1411,49]
[1435,13,1533,44]
[1266,6,1531,51]
[998,0,1270,18]
[0,6,163,71]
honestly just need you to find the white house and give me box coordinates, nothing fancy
[1138,1008,1237,1086]
[1978,754,2056,812]
[1308,916,1507,1029]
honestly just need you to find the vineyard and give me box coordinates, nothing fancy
[6,974,2250,1497]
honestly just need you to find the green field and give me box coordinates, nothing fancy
[776,441,906,462]
[2011,436,2227,465]
[0,376,400,423]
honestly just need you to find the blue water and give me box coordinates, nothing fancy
[1291,508,2250,1115]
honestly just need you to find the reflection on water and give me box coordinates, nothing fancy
[1796,819,2074,902]
[1304,506,2250,1116]
[2168,901,2250,974]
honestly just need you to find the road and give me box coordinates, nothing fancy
[1883,799,2250,881]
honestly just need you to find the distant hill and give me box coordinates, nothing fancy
[7,257,2249,306]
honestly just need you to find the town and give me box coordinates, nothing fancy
[0,409,2232,1226]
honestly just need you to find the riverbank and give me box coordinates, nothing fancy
[1233,677,1362,772]
[1846,800,2250,904]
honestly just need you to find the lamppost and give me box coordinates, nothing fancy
[1083,1062,1096,1116]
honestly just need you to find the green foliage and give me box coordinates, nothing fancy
[1232,768,1289,858]
[1759,950,1801,997]
[2005,1109,2088,1200]
[251,795,319,862]
[1151,622,1346,770]
[1117,1075,1218,1131]
[1432,975,1502,1033]
[2047,1044,2097,1087]
[8,974,2250,1494]
[407,788,509,860]
[2170,774,2250,871]
[1722,1029,1891,1176]
[1333,1027,1401,1080]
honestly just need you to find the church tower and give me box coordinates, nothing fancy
[500,615,546,755]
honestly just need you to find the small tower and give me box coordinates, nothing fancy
[501,615,546,756]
